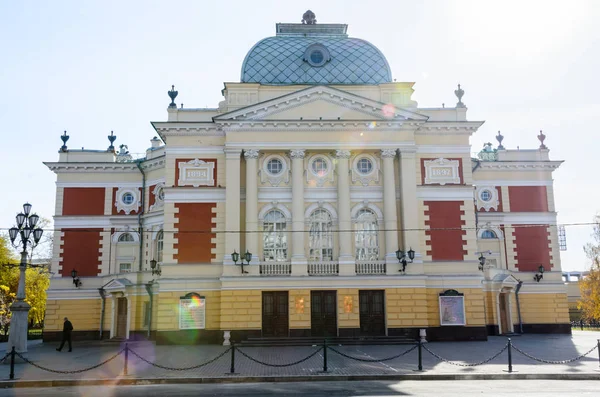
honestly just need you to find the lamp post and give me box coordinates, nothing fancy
[478,254,486,271]
[6,203,44,355]
[534,264,545,282]
[395,248,415,273]
[149,259,162,276]
[231,250,252,274]
[70,269,82,288]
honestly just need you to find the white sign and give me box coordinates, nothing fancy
[178,159,215,187]
[439,296,466,326]
[424,158,461,185]
[179,298,206,330]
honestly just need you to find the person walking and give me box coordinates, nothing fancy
[56,317,73,352]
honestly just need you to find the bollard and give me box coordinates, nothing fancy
[597,339,600,368]
[124,343,129,376]
[323,339,328,372]
[9,347,15,380]
[507,338,513,373]
[417,341,423,371]
[230,342,236,374]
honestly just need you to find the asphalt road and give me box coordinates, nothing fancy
[2,380,599,396]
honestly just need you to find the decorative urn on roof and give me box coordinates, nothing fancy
[302,10,316,24]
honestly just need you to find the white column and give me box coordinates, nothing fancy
[290,149,307,275]
[381,149,399,272]
[244,149,260,264]
[223,148,242,272]
[336,150,354,275]
[398,148,423,274]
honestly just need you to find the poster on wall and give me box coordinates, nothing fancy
[179,293,206,330]
[439,290,466,326]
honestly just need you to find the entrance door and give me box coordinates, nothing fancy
[262,291,289,337]
[359,290,386,336]
[311,290,337,337]
[116,297,127,338]
[499,292,512,334]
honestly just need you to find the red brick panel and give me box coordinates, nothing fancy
[62,188,105,215]
[174,203,216,263]
[513,225,552,271]
[508,186,548,212]
[112,187,141,215]
[420,158,464,185]
[424,201,467,261]
[175,159,218,187]
[60,228,102,277]
[148,184,156,209]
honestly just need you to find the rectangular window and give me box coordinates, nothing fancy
[119,263,132,273]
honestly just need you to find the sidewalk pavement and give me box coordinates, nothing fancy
[1,331,599,387]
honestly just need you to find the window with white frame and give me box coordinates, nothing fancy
[119,263,132,273]
[263,210,287,261]
[156,230,164,262]
[118,233,135,242]
[309,209,333,261]
[481,230,498,239]
[355,209,379,260]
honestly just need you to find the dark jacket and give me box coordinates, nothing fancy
[63,320,73,334]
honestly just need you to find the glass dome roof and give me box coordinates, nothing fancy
[241,23,392,85]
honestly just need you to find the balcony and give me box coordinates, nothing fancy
[260,262,291,276]
[355,260,386,275]
[308,261,339,276]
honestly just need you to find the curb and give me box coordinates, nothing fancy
[2,373,600,388]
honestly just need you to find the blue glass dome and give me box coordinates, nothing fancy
[241,34,393,85]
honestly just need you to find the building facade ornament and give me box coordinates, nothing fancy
[177,159,216,187]
[380,149,397,158]
[244,149,259,159]
[475,186,499,212]
[289,149,306,159]
[260,154,290,187]
[423,158,461,185]
[114,187,140,215]
[149,183,165,212]
[335,149,351,159]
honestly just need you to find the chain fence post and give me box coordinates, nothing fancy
[9,347,15,380]
[507,338,513,373]
[597,339,600,368]
[124,343,129,376]
[230,342,235,374]
[323,339,328,372]
[417,341,423,371]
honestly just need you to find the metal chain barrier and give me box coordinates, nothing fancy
[422,342,508,367]
[511,343,598,364]
[0,352,9,364]
[15,349,125,374]
[128,347,231,371]
[327,344,418,363]
[235,346,324,367]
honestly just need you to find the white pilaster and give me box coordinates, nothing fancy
[381,149,399,272]
[290,149,307,275]
[244,149,260,274]
[398,148,423,274]
[336,150,354,275]
[223,149,242,273]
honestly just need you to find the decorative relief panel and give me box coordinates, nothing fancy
[475,186,499,211]
[306,154,334,187]
[259,154,290,187]
[351,153,380,186]
[177,159,215,187]
[150,183,165,212]
[114,187,140,215]
[423,158,460,185]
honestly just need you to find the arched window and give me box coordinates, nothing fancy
[481,230,498,239]
[355,209,379,260]
[309,209,333,261]
[118,233,134,242]
[155,230,164,262]
[263,210,287,261]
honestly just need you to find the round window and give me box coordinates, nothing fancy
[304,43,330,67]
[311,158,328,177]
[122,192,135,205]
[267,158,283,175]
[480,190,492,202]
[157,187,164,201]
[357,158,373,175]
[310,50,324,64]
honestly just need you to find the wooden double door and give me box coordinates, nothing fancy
[359,290,386,336]
[262,291,289,337]
[115,297,127,338]
[311,290,337,337]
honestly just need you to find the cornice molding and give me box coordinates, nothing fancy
[478,161,563,171]
[45,162,139,173]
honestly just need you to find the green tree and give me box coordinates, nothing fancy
[579,215,600,321]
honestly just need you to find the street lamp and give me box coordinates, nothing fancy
[231,250,252,274]
[6,203,43,355]
[396,248,415,273]
[149,259,162,276]
[70,269,82,288]
[478,254,486,271]
[534,265,545,282]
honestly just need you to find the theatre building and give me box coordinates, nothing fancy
[43,12,569,343]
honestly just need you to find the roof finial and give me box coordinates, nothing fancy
[538,130,547,149]
[60,130,69,152]
[302,10,316,25]
[168,85,178,108]
[108,130,116,152]
[496,130,505,150]
[455,84,465,108]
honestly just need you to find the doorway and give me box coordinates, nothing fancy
[310,290,337,337]
[498,292,513,334]
[359,290,386,336]
[262,291,289,337]
[115,297,128,338]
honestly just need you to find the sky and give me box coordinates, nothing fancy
[0,0,598,271]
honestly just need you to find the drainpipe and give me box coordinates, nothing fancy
[144,281,154,339]
[98,288,106,340]
[515,280,524,334]
[136,160,146,272]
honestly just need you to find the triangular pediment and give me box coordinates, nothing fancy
[102,278,133,291]
[491,273,520,288]
[215,86,428,123]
